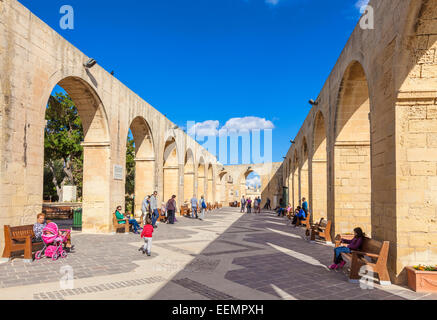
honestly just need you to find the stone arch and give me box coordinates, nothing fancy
[333,60,372,235]
[163,137,179,204]
[183,148,195,203]
[42,76,112,231]
[128,116,155,216]
[311,111,328,221]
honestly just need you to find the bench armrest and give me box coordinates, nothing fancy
[351,250,380,259]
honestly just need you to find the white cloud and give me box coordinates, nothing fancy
[246,175,261,188]
[189,116,275,137]
[188,120,219,137]
[222,116,275,133]
[355,0,369,9]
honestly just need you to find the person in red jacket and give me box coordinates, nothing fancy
[139,218,154,256]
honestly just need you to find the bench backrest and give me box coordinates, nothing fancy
[5,225,35,239]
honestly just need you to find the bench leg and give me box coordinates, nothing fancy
[310,230,316,242]
[125,223,130,233]
[325,231,332,244]
[348,254,361,283]
[378,266,391,286]
[24,237,33,262]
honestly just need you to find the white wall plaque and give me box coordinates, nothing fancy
[114,165,123,180]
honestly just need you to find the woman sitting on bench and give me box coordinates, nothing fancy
[33,213,47,242]
[115,206,142,234]
[33,213,74,252]
[329,227,364,270]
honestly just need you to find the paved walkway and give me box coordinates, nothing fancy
[0,207,435,300]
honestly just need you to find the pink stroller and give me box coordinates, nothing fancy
[35,223,70,261]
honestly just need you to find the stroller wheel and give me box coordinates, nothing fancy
[52,253,58,261]
[35,251,42,260]
[61,250,67,258]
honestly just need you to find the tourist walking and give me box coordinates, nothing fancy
[246,197,252,213]
[257,197,262,213]
[141,195,150,224]
[240,196,246,213]
[150,191,159,228]
[264,198,271,210]
[199,195,207,220]
[166,195,177,224]
[139,218,154,256]
[190,195,198,219]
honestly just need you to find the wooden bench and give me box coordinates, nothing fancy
[113,212,130,233]
[1,225,43,262]
[336,235,391,285]
[180,205,191,217]
[42,206,74,220]
[309,218,332,243]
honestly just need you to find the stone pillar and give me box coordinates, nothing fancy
[299,166,308,206]
[134,157,155,216]
[81,142,112,233]
[197,176,205,198]
[207,178,213,203]
[184,171,194,203]
[334,141,371,235]
[163,166,179,205]
[311,159,328,221]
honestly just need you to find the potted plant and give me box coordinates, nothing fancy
[406,265,437,292]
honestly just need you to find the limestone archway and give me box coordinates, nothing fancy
[183,149,195,203]
[163,138,179,205]
[312,111,327,221]
[43,77,111,232]
[128,116,155,216]
[333,61,372,235]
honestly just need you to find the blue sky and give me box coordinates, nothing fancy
[22,0,367,163]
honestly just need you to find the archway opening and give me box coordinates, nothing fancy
[163,138,179,205]
[292,151,299,210]
[312,112,328,221]
[127,117,155,218]
[299,139,309,210]
[241,170,262,204]
[184,149,195,203]
[43,77,110,231]
[334,61,371,235]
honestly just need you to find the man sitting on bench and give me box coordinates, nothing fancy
[292,206,306,227]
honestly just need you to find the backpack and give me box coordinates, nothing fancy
[201,200,207,209]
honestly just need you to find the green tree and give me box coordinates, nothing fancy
[44,92,84,201]
[125,133,136,213]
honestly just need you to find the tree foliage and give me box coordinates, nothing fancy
[44,92,83,200]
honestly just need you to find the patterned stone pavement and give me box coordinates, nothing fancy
[0,207,436,300]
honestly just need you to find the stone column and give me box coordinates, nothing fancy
[184,171,194,203]
[163,166,179,206]
[334,141,371,235]
[81,142,112,233]
[311,159,328,221]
